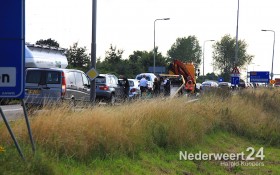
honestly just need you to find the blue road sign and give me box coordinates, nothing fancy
[218,77,224,82]
[231,77,240,86]
[0,0,25,98]
[250,71,270,83]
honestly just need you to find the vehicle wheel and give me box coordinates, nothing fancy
[109,94,116,105]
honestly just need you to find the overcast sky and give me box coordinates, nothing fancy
[25,0,280,78]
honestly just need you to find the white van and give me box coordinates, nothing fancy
[135,73,157,90]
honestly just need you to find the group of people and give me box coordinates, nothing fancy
[120,74,195,99]
[139,75,171,97]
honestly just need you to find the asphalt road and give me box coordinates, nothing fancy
[0,104,24,121]
[0,94,199,122]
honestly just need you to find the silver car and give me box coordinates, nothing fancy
[118,79,141,99]
[25,68,91,106]
[95,74,123,104]
[218,82,232,89]
[201,81,219,91]
[128,79,141,98]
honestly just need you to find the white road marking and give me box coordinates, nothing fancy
[186,99,199,103]
[2,108,22,112]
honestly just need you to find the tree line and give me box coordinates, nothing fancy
[36,34,253,82]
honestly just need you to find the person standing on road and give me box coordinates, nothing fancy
[139,75,148,96]
[123,76,130,99]
[163,77,170,96]
[153,77,160,97]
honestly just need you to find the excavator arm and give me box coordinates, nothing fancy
[168,59,195,83]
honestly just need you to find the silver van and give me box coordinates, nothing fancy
[25,68,91,106]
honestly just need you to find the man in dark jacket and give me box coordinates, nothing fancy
[123,76,130,99]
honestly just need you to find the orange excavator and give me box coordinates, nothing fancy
[168,59,197,94]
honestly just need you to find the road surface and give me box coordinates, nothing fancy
[0,104,24,121]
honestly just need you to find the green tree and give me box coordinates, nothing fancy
[197,73,218,83]
[65,42,90,72]
[128,49,168,75]
[36,38,60,47]
[96,46,168,78]
[167,36,202,64]
[104,44,124,66]
[96,44,129,77]
[212,34,254,81]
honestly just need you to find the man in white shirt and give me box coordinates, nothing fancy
[139,75,148,96]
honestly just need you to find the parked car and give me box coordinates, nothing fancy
[135,73,157,90]
[25,68,91,107]
[128,79,141,98]
[95,74,123,104]
[218,82,231,89]
[118,79,141,99]
[195,83,202,92]
[201,81,219,91]
[239,81,246,88]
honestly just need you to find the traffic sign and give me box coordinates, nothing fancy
[231,67,240,74]
[0,0,25,98]
[250,71,270,83]
[231,76,240,86]
[270,80,275,84]
[218,77,224,82]
[86,67,99,80]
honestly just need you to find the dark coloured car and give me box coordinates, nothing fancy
[95,74,123,104]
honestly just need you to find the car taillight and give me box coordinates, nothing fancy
[99,85,109,91]
[130,88,136,93]
[61,72,66,97]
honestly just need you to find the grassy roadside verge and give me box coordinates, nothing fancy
[0,131,279,175]
[0,88,280,174]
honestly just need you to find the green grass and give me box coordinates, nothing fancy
[0,131,279,175]
[0,88,280,174]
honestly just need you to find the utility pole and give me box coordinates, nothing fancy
[235,0,240,66]
[90,0,97,102]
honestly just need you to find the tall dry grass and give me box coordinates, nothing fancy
[0,88,279,160]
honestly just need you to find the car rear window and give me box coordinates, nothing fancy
[26,70,41,83]
[96,76,106,84]
[136,75,151,81]
[46,72,60,84]
[26,70,61,84]
[129,81,134,87]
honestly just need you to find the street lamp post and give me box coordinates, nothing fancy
[202,40,214,79]
[153,18,170,74]
[261,29,275,80]
[235,0,240,65]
